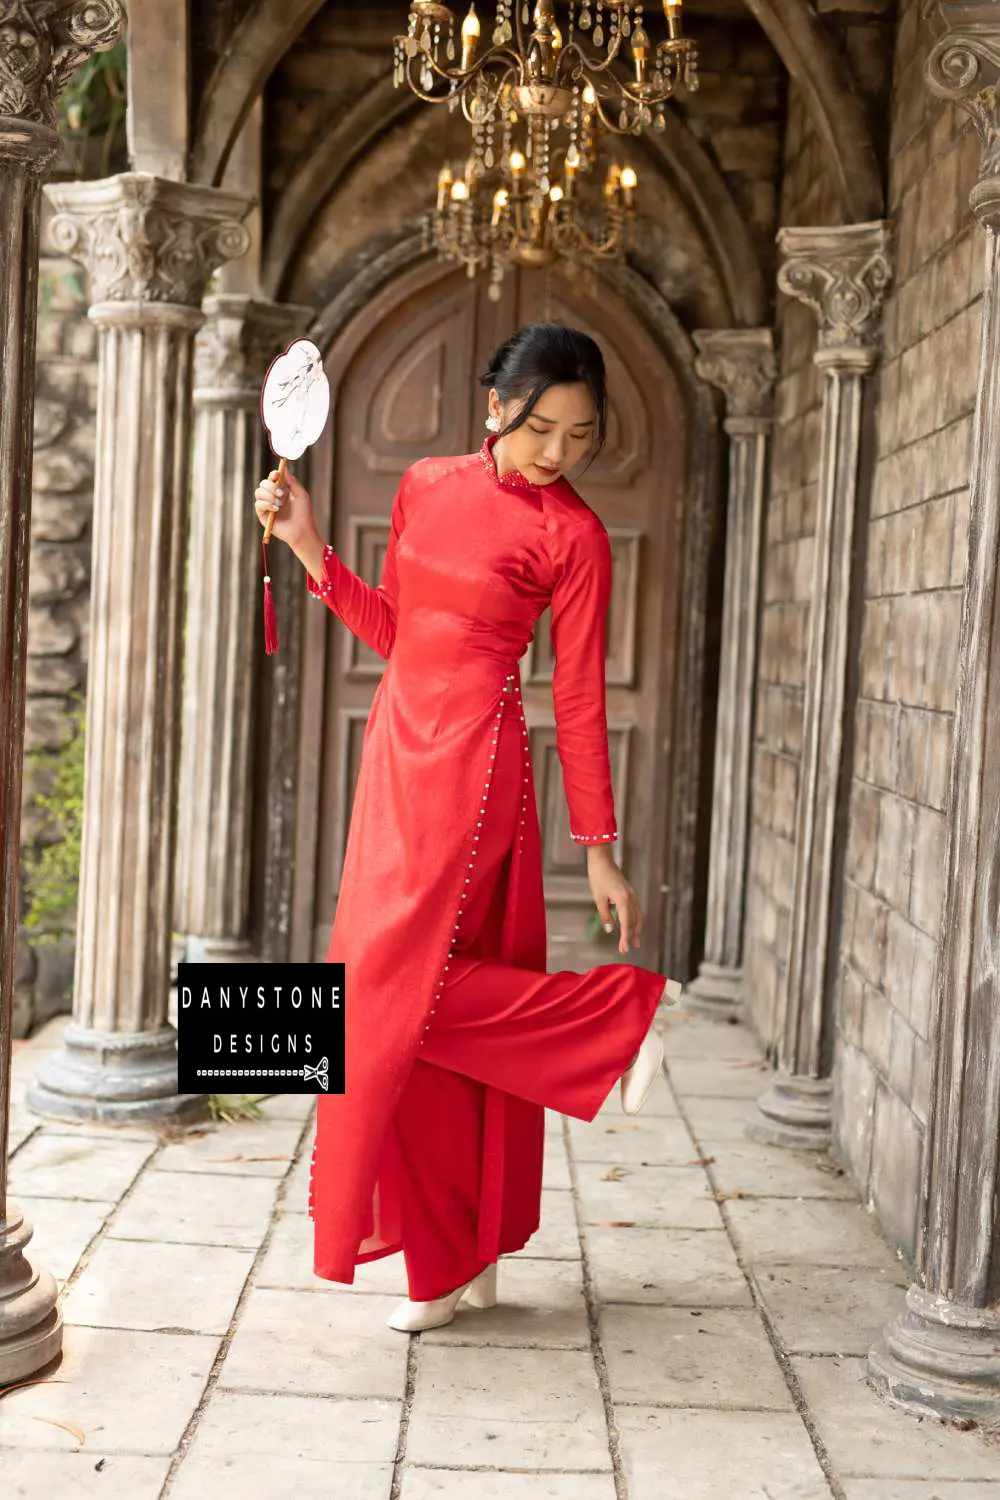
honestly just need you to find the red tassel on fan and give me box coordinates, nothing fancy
[260,455,286,656]
[262,538,279,655]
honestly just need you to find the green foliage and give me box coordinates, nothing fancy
[208,1093,277,1121]
[21,696,86,947]
[56,40,128,179]
[585,904,622,945]
[38,266,87,319]
[20,702,282,1123]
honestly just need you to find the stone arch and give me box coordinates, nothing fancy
[647,106,768,327]
[190,0,882,227]
[744,0,883,220]
[288,232,720,974]
[190,0,328,185]
[260,75,413,301]
[262,69,767,327]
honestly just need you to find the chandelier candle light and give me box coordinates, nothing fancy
[427,132,639,296]
[394,0,697,158]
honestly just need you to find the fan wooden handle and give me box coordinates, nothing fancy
[262,456,288,545]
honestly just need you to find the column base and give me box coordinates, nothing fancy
[746,1070,832,1149]
[0,1203,63,1386]
[683,962,743,1017]
[868,1284,1000,1423]
[182,936,260,964]
[24,1022,209,1126]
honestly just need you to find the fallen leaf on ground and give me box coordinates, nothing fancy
[26,1415,86,1443]
[712,1188,745,1202]
[687,1156,716,1167]
[205,1154,292,1162]
[595,1220,636,1227]
[600,1166,629,1180]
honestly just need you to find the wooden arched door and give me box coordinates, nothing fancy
[291,259,687,975]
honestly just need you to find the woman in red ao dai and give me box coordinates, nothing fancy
[254,323,678,1333]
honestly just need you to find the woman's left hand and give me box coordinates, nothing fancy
[587,852,643,956]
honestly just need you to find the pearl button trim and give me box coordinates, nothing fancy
[307,544,338,601]
[308,666,614,1218]
[420,671,528,1047]
[479,437,537,491]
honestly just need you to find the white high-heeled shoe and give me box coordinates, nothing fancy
[620,1028,664,1115]
[620,979,681,1115]
[385,1261,498,1332]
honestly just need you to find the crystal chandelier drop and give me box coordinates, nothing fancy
[393,0,698,138]
[424,136,639,300]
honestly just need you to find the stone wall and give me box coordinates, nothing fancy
[744,0,982,1263]
[741,84,844,1050]
[832,0,981,1259]
[15,249,97,1036]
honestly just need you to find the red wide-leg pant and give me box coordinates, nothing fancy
[390,691,663,1301]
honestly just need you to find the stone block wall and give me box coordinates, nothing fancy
[15,252,97,1036]
[742,84,844,1049]
[832,0,981,1259]
[744,0,982,1263]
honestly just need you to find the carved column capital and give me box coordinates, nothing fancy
[692,328,776,425]
[193,295,314,405]
[43,173,252,309]
[777,221,894,361]
[926,3,1000,169]
[0,1,124,126]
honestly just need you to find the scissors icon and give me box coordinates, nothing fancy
[302,1057,329,1091]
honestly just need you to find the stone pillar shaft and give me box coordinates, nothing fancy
[26,174,250,1124]
[750,221,892,1150]
[0,115,63,1391]
[784,347,872,1074]
[688,329,775,1015]
[176,295,311,960]
[75,304,200,1023]
[868,5,1000,1422]
[0,0,125,1389]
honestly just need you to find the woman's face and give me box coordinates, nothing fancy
[489,381,596,485]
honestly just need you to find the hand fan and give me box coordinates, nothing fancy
[258,337,330,654]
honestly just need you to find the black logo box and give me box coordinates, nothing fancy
[177,964,345,1095]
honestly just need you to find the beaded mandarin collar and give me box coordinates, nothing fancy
[478,432,538,491]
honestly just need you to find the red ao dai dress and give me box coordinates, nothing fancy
[305,433,666,1299]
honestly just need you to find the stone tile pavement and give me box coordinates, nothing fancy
[3,1004,999,1498]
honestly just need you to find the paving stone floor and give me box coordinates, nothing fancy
[3,1004,999,1498]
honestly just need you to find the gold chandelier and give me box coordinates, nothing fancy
[393,0,698,137]
[425,139,639,298]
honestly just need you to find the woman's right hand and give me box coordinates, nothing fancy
[254,469,317,550]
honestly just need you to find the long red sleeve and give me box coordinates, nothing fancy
[306,469,410,660]
[548,515,618,846]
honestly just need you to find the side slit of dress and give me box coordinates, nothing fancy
[307,669,521,1243]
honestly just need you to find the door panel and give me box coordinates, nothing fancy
[514,274,685,967]
[304,262,685,972]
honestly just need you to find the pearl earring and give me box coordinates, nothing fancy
[485,414,501,432]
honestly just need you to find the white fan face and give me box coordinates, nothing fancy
[261,338,331,461]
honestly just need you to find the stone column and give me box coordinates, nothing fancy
[868,9,1000,1423]
[749,221,892,1149]
[25,175,251,1125]
[687,329,776,1016]
[0,0,124,1387]
[175,294,312,962]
